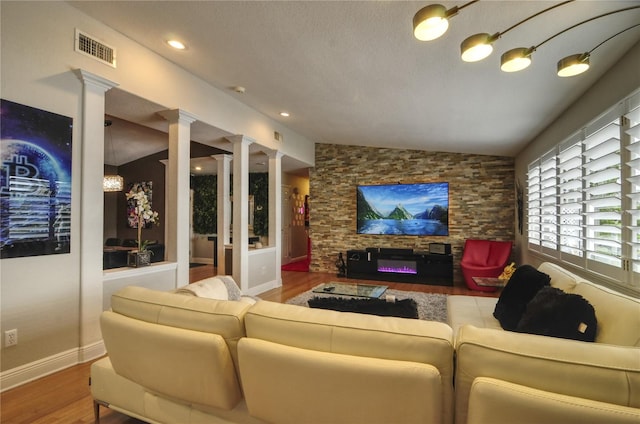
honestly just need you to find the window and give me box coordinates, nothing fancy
[527,91,640,291]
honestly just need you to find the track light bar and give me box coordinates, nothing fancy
[461,1,573,63]
[500,5,640,73]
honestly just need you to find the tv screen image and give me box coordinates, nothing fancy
[357,182,449,236]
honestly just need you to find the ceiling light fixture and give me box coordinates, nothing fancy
[280,112,290,117]
[167,39,186,50]
[500,5,640,73]
[103,119,124,192]
[460,1,573,62]
[557,23,640,77]
[413,1,479,41]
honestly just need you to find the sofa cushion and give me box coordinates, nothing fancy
[493,265,550,330]
[454,325,640,424]
[447,295,501,338]
[244,300,455,424]
[516,287,597,342]
[239,338,443,424]
[467,377,640,424]
[572,282,640,346]
[538,262,580,292]
[101,311,242,410]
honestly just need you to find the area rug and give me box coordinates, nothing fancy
[286,285,448,323]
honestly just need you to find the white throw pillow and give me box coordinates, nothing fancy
[176,277,229,300]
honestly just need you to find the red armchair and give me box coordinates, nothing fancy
[460,239,512,292]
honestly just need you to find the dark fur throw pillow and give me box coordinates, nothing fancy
[516,287,597,342]
[308,296,419,319]
[493,265,551,330]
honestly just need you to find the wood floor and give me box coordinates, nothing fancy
[1,265,497,423]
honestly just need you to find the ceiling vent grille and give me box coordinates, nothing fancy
[74,29,116,67]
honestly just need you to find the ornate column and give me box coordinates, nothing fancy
[228,135,253,292]
[213,154,232,274]
[158,109,196,287]
[74,69,118,360]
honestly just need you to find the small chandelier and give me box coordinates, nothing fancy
[103,174,124,192]
[103,119,124,192]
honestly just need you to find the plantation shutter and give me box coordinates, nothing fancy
[583,115,622,277]
[558,134,583,262]
[527,162,541,248]
[539,152,558,252]
[624,100,640,282]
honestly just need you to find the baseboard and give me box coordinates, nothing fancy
[79,339,106,363]
[246,279,282,296]
[191,257,213,265]
[0,340,105,392]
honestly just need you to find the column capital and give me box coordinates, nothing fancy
[158,109,197,124]
[74,69,119,92]
[266,149,285,160]
[226,134,255,146]
[212,154,233,163]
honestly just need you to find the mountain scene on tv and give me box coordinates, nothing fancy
[357,182,449,236]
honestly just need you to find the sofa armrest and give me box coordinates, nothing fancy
[467,377,640,424]
[454,325,640,424]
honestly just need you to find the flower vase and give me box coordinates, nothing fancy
[128,250,151,267]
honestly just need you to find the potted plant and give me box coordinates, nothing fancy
[125,187,159,267]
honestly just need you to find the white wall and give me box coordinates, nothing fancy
[514,40,640,282]
[0,1,315,385]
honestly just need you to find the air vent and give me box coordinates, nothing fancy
[74,29,116,67]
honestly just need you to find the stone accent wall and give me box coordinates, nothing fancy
[309,144,515,284]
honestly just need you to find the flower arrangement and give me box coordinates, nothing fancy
[126,187,159,252]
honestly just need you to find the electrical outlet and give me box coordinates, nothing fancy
[5,329,17,347]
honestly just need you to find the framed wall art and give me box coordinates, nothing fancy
[0,99,73,259]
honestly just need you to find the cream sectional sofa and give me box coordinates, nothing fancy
[91,285,454,424]
[448,262,640,424]
[92,262,640,424]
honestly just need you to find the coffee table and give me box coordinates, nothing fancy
[312,282,388,299]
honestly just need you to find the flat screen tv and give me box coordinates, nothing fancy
[357,182,449,236]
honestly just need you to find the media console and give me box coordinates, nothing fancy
[346,247,453,286]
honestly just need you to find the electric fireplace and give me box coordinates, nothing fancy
[377,259,418,275]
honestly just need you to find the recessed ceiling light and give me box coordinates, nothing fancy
[194,166,202,171]
[167,39,186,50]
[280,112,290,117]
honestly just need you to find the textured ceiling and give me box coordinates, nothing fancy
[70,0,640,171]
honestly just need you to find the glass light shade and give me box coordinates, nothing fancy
[557,53,590,77]
[461,33,494,62]
[500,47,533,72]
[103,175,124,192]
[413,4,449,41]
